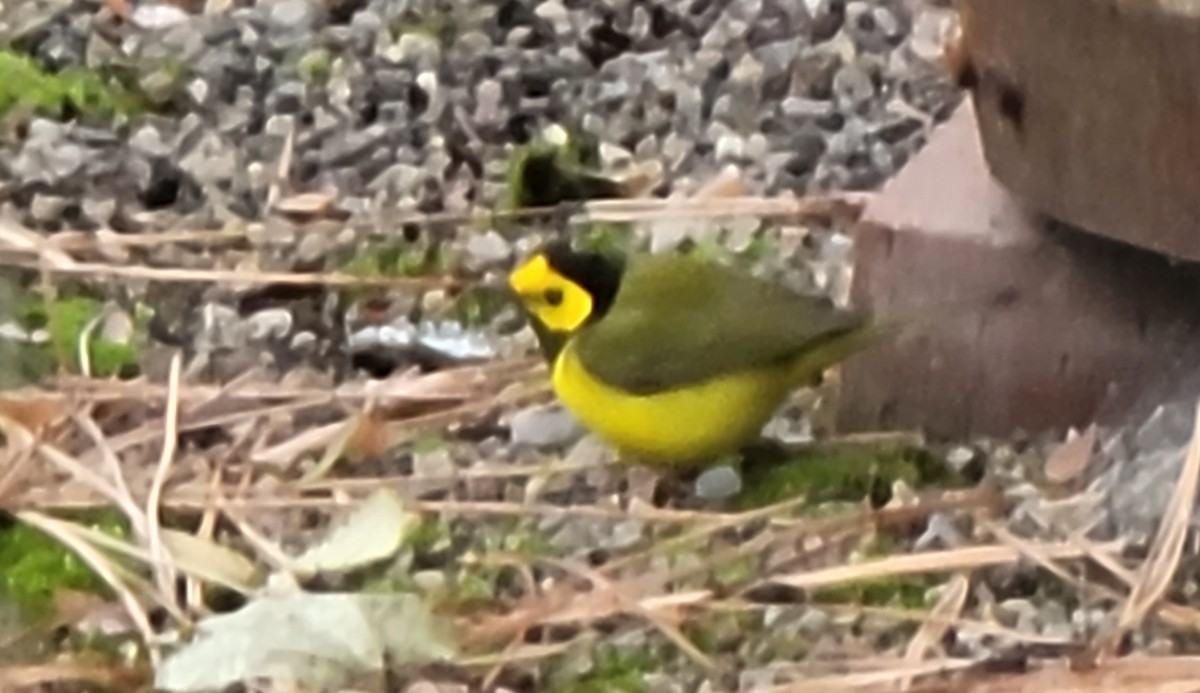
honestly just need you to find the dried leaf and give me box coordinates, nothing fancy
[289,489,416,576]
[1044,424,1097,483]
[159,529,262,593]
[155,586,453,692]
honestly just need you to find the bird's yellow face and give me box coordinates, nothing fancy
[508,253,594,333]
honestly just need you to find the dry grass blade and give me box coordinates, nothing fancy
[0,413,145,523]
[0,660,148,691]
[900,573,970,691]
[15,510,160,665]
[146,352,183,608]
[73,413,149,540]
[1069,534,1200,631]
[986,523,1111,601]
[764,544,1091,592]
[762,658,978,692]
[581,192,870,224]
[960,654,1200,693]
[542,559,717,673]
[0,218,74,267]
[1104,399,1200,656]
[0,256,454,289]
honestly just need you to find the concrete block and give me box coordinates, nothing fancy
[960,0,1200,261]
[836,101,1200,440]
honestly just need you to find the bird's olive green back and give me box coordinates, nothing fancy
[572,253,870,395]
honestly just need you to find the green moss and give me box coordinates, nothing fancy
[341,241,446,279]
[297,48,332,83]
[813,536,937,609]
[453,286,509,327]
[0,511,130,619]
[684,610,759,656]
[407,518,453,555]
[0,51,145,120]
[712,554,757,589]
[737,442,956,510]
[410,435,448,455]
[551,647,657,693]
[738,233,774,262]
[816,574,934,609]
[10,293,142,380]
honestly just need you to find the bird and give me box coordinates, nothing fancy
[507,240,879,466]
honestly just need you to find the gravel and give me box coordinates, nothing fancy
[0,0,960,233]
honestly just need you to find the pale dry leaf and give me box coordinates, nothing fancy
[289,489,417,576]
[1044,424,1097,484]
[159,529,262,593]
[155,588,453,693]
[0,393,70,435]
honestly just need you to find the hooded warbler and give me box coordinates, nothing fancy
[508,241,877,465]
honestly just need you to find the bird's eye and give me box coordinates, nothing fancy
[543,288,564,306]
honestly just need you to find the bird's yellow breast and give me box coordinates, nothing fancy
[551,340,798,463]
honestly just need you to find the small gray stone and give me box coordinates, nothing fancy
[781,96,835,119]
[534,0,570,33]
[563,435,613,469]
[13,139,86,184]
[796,607,830,633]
[389,32,441,68]
[715,134,745,162]
[267,81,307,114]
[463,231,513,271]
[290,331,317,351]
[129,124,172,159]
[832,62,877,111]
[266,0,317,32]
[413,448,456,495]
[29,194,68,224]
[247,308,294,340]
[81,198,116,226]
[179,133,238,186]
[945,445,978,470]
[694,465,743,500]
[185,78,210,105]
[510,404,585,448]
[603,519,645,550]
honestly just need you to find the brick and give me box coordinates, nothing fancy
[961,0,1200,261]
[836,101,1200,440]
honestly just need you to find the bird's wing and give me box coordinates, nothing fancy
[572,254,868,395]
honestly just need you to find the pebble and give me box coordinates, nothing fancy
[694,465,743,500]
[29,194,68,224]
[246,308,294,341]
[463,230,513,271]
[509,404,585,448]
